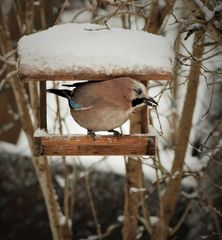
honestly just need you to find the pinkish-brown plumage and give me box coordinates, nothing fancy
[47,77,157,134]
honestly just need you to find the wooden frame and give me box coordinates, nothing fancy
[34,134,156,156]
[17,22,173,157]
[19,71,172,82]
[24,71,172,156]
[39,81,47,130]
[19,57,171,157]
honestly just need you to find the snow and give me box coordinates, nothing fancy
[59,212,72,227]
[117,215,124,222]
[193,0,214,21]
[172,170,180,179]
[193,0,222,21]
[59,214,66,225]
[34,128,48,137]
[0,141,26,156]
[16,130,32,156]
[18,23,172,78]
[215,3,222,12]
[129,187,146,193]
[34,1,40,6]
[150,216,159,225]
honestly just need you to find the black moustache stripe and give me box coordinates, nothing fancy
[132,98,144,107]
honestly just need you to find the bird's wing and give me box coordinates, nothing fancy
[70,99,94,111]
[47,89,72,98]
[62,81,102,88]
[71,79,131,111]
[71,84,101,111]
[70,99,98,111]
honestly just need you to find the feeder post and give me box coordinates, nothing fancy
[39,81,47,130]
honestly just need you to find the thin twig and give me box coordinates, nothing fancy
[70,159,77,221]
[12,0,23,34]
[54,0,70,25]
[201,76,215,120]
[53,81,70,229]
[0,54,16,66]
[39,0,47,29]
[154,108,163,136]
[170,201,192,236]
[200,119,222,151]
[84,171,103,240]
[153,152,165,239]
[139,169,152,234]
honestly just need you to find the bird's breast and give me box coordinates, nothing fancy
[71,105,132,131]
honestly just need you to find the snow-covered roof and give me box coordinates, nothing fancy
[18,23,172,81]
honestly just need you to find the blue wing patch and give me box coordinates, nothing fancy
[69,99,81,110]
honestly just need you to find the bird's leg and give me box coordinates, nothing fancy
[108,129,122,138]
[87,129,96,140]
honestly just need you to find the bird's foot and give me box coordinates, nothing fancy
[108,129,122,138]
[87,130,96,141]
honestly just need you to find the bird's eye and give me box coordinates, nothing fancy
[136,88,143,95]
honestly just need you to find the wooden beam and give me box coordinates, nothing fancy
[34,134,156,156]
[39,81,47,130]
[19,71,172,82]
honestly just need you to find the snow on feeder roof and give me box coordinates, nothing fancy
[18,23,172,81]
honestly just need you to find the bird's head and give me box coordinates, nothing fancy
[131,80,158,108]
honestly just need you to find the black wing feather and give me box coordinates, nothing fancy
[62,81,102,88]
[47,89,72,99]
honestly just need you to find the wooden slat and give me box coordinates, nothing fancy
[39,81,47,130]
[19,71,172,82]
[34,134,156,156]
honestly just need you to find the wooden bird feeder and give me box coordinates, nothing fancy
[17,23,172,156]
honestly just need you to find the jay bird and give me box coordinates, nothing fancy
[47,77,157,136]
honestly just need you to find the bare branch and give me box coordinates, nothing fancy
[84,171,103,240]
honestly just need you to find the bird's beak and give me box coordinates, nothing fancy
[143,97,158,108]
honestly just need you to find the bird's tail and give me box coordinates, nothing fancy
[47,89,72,99]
